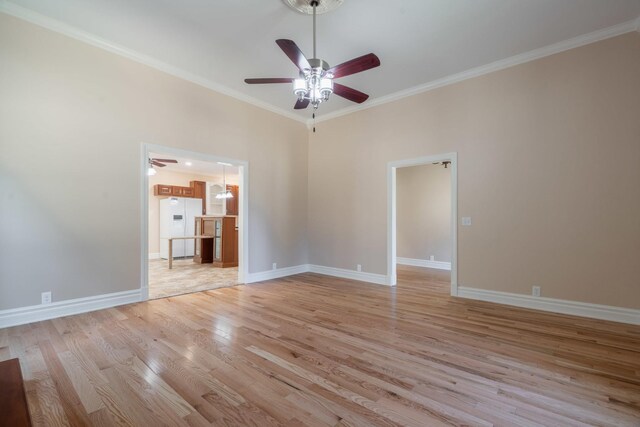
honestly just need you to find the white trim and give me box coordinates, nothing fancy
[312,18,640,125]
[388,153,458,295]
[148,253,161,260]
[245,264,310,284]
[2,1,636,127]
[309,265,390,286]
[457,287,640,326]
[0,1,306,124]
[0,289,141,329]
[397,257,451,271]
[140,143,250,300]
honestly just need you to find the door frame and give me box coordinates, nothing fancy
[140,143,249,301]
[387,152,458,295]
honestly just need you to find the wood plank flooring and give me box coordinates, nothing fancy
[2,266,639,426]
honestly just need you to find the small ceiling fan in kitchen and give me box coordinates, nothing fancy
[244,0,380,111]
[147,158,177,176]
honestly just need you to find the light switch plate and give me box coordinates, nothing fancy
[462,217,472,226]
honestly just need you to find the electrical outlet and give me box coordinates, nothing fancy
[429,255,435,261]
[462,217,472,226]
[356,264,362,272]
[272,263,277,270]
[532,286,541,297]
[41,291,52,305]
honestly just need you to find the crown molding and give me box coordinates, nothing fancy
[0,1,308,124]
[2,2,637,128]
[311,17,640,125]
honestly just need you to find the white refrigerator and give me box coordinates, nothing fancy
[159,197,202,259]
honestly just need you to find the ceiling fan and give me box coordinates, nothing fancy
[147,158,177,176]
[244,0,380,111]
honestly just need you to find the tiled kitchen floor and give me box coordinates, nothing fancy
[148,258,238,299]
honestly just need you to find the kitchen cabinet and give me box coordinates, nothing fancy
[193,217,214,264]
[225,185,239,216]
[194,216,237,267]
[154,184,172,196]
[154,184,198,199]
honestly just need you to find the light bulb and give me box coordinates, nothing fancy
[147,167,156,176]
[226,191,233,198]
[293,78,307,98]
[320,77,333,101]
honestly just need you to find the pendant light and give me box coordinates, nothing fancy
[215,165,234,199]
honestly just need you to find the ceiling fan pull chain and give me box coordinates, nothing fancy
[313,112,316,133]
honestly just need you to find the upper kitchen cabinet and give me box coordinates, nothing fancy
[226,185,239,216]
[154,184,172,196]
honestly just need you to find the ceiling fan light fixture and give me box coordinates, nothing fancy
[293,78,307,99]
[246,0,379,112]
[147,166,156,176]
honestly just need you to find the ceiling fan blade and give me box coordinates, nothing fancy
[328,53,380,79]
[152,159,177,163]
[276,39,311,71]
[333,83,369,104]
[151,161,166,167]
[294,98,310,110]
[244,78,295,84]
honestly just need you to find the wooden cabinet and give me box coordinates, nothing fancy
[154,183,202,207]
[194,216,237,267]
[193,218,213,264]
[226,185,239,216]
[154,185,172,196]
[171,186,189,196]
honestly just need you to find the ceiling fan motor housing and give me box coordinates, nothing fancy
[282,0,344,15]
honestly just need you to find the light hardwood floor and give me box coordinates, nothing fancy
[1,266,639,426]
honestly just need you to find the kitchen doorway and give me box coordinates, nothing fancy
[140,144,249,300]
[387,153,457,295]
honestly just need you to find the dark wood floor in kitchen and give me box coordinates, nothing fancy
[1,266,639,426]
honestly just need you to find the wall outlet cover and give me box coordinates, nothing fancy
[357,264,362,272]
[41,291,52,305]
[532,286,541,297]
[462,217,472,226]
[429,255,435,261]
[272,263,277,270]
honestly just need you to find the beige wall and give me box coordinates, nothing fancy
[309,32,640,309]
[0,14,308,310]
[147,169,239,254]
[397,164,451,262]
[2,12,639,313]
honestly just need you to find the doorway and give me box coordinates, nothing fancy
[140,144,249,301]
[387,153,457,295]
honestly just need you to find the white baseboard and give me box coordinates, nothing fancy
[245,264,310,284]
[457,286,640,325]
[148,252,160,260]
[397,257,451,270]
[309,265,391,286]
[0,289,142,329]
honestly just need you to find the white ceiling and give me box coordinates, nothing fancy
[149,153,239,177]
[5,0,640,121]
